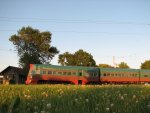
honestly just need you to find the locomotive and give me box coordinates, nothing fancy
[26,64,150,85]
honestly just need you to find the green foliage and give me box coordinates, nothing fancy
[0,85,150,113]
[74,49,96,66]
[58,49,96,66]
[7,96,20,113]
[9,26,59,75]
[141,60,150,69]
[118,62,130,69]
[98,64,113,68]
[58,52,75,66]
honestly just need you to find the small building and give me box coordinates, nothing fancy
[0,76,3,84]
[0,66,25,84]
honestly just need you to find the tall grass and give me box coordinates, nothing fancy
[0,85,150,113]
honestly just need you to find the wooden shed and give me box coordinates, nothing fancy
[0,66,25,84]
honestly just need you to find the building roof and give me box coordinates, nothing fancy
[0,66,23,75]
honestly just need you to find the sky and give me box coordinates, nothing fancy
[0,0,150,71]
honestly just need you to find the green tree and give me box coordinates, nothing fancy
[141,60,150,69]
[9,26,59,75]
[118,62,130,69]
[58,49,96,66]
[98,64,113,68]
[58,52,75,66]
[74,49,96,66]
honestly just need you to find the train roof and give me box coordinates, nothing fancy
[99,67,140,72]
[100,68,150,73]
[31,64,150,73]
[140,69,150,73]
[31,64,99,71]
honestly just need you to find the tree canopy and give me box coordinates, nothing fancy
[9,26,59,74]
[58,49,96,66]
[118,62,130,69]
[141,60,150,69]
[98,64,113,68]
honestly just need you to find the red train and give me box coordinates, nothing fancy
[26,64,150,85]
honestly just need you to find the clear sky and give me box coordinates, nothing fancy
[0,0,150,71]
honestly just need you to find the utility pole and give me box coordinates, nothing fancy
[113,56,116,68]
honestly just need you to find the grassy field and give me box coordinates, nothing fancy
[0,85,150,113]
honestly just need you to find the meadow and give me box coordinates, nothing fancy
[0,85,150,113]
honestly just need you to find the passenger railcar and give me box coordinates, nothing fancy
[26,64,150,85]
[26,64,100,85]
[100,68,140,83]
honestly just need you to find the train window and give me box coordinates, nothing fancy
[40,70,42,74]
[40,70,46,74]
[90,72,93,76]
[115,74,118,76]
[127,74,130,77]
[63,72,67,75]
[58,72,62,75]
[129,74,132,77]
[132,74,134,77]
[104,73,106,76]
[107,73,110,76]
[89,72,92,76]
[93,72,96,77]
[53,71,56,75]
[134,74,137,77]
[79,72,82,76]
[144,75,148,77]
[90,72,92,76]
[93,73,95,76]
[72,72,76,75]
[43,71,46,74]
[132,74,135,77]
[48,71,52,74]
[118,74,121,76]
[94,73,98,76]
[68,72,71,75]
[111,74,114,77]
[31,70,35,75]
[36,70,40,74]
[128,74,130,77]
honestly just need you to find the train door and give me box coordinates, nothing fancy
[78,70,83,85]
[78,80,82,85]
[78,70,83,76]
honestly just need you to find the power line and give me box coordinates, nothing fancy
[0,16,149,25]
[0,48,17,53]
[0,17,149,34]
[0,29,150,35]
